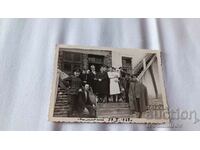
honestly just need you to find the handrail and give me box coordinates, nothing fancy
[137,55,157,80]
[132,54,155,77]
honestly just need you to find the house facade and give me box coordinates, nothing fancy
[58,48,162,100]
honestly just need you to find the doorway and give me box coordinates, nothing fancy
[88,54,104,72]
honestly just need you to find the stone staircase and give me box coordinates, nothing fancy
[96,102,131,118]
[53,88,73,117]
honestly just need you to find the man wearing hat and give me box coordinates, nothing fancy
[128,75,148,118]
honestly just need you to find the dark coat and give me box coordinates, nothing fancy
[88,71,98,93]
[77,88,96,117]
[120,77,130,91]
[77,90,93,109]
[66,76,82,95]
[119,77,130,102]
[128,80,148,112]
[96,71,109,95]
[79,73,89,85]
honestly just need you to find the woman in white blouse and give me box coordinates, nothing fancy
[107,67,120,102]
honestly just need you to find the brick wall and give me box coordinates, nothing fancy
[82,54,88,69]
[58,50,63,70]
[104,51,112,67]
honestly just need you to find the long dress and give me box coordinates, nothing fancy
[107,71,120,95]
[96,71,109,96]
[88,71,97,94]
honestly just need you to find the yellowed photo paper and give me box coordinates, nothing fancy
[49,45,169,124]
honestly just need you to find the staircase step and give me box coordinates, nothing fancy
[55,103,71,106]
[54,109,70,114]
[97,102,129,108]
[55,100,71,103]
[53,90,73,117]
[54,111,70,114]
[57,96,69,98]
[57,99,70,101]
[97,108,131,116]
[54,105,70,109]
[96,102,131,117]
[53,113,68,117]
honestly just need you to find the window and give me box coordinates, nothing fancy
[88,54,104,64]
[88,54,104,72]
[122,57,132,74]
[62,52,82,73]
[63,63,71,72]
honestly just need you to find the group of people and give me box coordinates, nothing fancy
[79,65,133,104]
[58,64,149,118]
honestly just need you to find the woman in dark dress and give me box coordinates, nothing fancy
[88,65,98,94]
[79,69,89,86]
[96,66,109,103]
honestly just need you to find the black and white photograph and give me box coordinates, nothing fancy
[49,45,168,123]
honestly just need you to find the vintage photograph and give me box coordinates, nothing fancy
[49,45,169,123]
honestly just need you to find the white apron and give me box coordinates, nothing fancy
[107,71,120,95]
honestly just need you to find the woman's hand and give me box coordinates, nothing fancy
[114,79,119,82]
[83,108,89,115]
